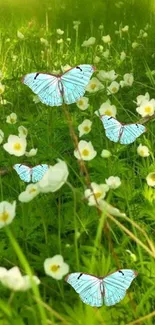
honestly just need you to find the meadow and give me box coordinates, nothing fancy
[0,0,155,324]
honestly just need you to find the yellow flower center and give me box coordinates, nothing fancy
[51,264,60,272]
[90,83,96,89]
[104,110,112,116]
[150,173,155,181]
[10,118,16,123]
[29,188,37,194]
[95,192,102,199]
[13,143,22,150]
[82,149,89,156]
[83,126,90,132]
[112,87,117,93]
[0,211,9,222]
[140,150,145,156]
[78,100,84,106]
[144,106,152,113]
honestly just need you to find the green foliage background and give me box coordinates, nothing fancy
[0,0,155,324]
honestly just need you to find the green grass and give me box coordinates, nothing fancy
[0,0,155,324]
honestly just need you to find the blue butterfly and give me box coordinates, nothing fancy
[65,269,138,307]
[13,164,48,183]
[22,65,95,106]
[101,115,146,144]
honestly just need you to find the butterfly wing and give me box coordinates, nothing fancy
[103,269,138,306]
[61,65,95,104]
[101,115,122,143]
[65,273,103,307]
[22,73,63,107]
[120,124,146,144]
[13,164,31,182]
[32,164,48,183]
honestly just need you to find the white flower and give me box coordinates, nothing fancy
[107,81,120,95]
[84,182,109,206]
[81,37,96,47]
[0,266,40,291]
[40,38,48,46]
[136,92,150,106]
[17,31,24,39]
[102,49,110,58]
[0,130,4,144]
[61,64,72,73]
[94,56,100,64]
[86,77,104,93]
[137,144,150,157]
[102,35,111,43]
[38,160,69,193]
[101,149,111,158]
[18,184,40,203]
[146,172,155,187]
[57,39,63,44]
[97,70,118,82]
[97,45,104,52]
[136,99,155,117]
[132,42,139,49]
[95,100,117,117]
[25,148,38,157]
[56,29,64,35]
[67,38,71,42]
[122,25,129,32]
[76,97,89,110]
[44,255,69,280]
[6,113,17,124]
[18,126,28,138]
[0,82,5,95]
[120,73,134,87]
[99,24,104,30]
[0,98,7,105]
[120,51,126,61]
[105,176,121,189]
[78,119,92,137]
[74,140,97,161]
[99,200,126,217]
[33,95,41,104]
[3,135,27,156]
[0,201,16,228]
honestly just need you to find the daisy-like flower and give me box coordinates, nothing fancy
[6,113,17,124]
[107,81,120,95]
[74,140,97,161]
[146,172,155,187]
[136,99,155,117]
[18,126,28,138]
[38,160,69,193]
[120,73,134,87]
[86,77,104,93]
[97,70,118,82]
[76,97,89,110]
[99,200,126,217]
[0,82,5,95]
[137,144,150,157]
[101,149,111,158]
[25,148,38,157]
[3,135,27,156]
[57,39,63,44]
[56,28,64,35]
[0,266,40,291]
[81,37,96,47]
[122,25,129,32]
[95,100,117,117]
[0,201,16,228]
[105,176,121,189]
[44,255,69,280]
[102,49,110,58]
[40,38,48,46]
[0,130,4,144]
[67,38,71,42]
[84,182,109,206]
[136,92,150,106]
[18,184,40,203]
[120,51,126,61]
[78,119,92,137]
[17,31,24,39]
[132,41,139,49]
[102,35,111,43]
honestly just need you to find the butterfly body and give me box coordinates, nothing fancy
[22,65,95,106]
[65,269,138,307]
[13,164,48,183]
[101,115,146,144]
